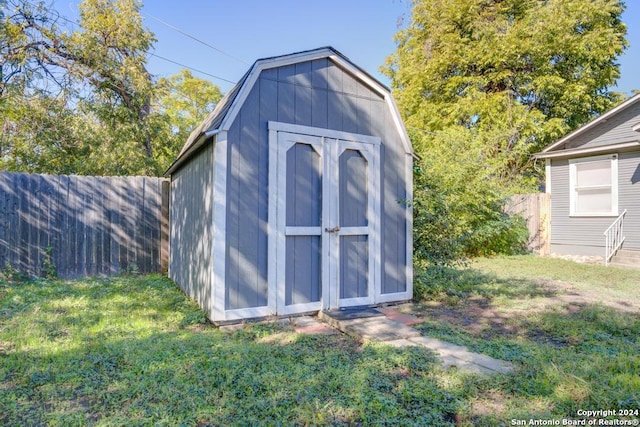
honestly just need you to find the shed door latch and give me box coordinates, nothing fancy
[324,226,340,233]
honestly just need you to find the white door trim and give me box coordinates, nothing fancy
[268,121,381,145]
[274,131,324,315]
[333,138,379,308]
[268,121,382,315]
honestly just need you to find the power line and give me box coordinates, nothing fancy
[148,53,237,85]
[35,9,238,86]
[142,12,249,65]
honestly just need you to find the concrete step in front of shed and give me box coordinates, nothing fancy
[319,309,421,341]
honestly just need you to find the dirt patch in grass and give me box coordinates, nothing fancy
[413,275,639,342]
[469,391,508,417]
[543,279,640,313]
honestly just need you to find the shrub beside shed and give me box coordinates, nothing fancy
[166,47,414,322]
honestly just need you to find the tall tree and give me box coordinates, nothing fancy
[384,0,628,259]
[385,0,627,168]
[154,69,222,167]
[1,0,222,175]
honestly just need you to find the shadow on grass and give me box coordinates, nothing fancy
[414,295,640,423]
[414,265,558,303]
[0,275,463,426]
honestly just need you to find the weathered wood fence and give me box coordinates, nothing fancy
[0,172,169,278]
[506,193,551,256]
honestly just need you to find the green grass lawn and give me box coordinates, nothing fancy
[413,255,640,424]
[1,256,639,426]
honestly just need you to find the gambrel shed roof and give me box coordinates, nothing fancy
[165,46,412,176]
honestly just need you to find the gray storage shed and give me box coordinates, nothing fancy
[166,47,414,322]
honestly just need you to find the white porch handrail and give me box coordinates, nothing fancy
[604,209,627,266]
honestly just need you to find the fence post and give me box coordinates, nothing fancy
[160,179,170,274]
[538,193,551,256]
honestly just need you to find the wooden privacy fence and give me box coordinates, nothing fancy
[0,172,169,278]
[506,193,551,256]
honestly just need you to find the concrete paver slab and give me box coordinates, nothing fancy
[379,339,419,348]
[439,355,495,375]
[219,323,245,332]
[317,306,515,375]
[319,313,421,341]
[378,307,423,326]
[408,336,514,373]
[408,336,470,356]
[292,316,337,335]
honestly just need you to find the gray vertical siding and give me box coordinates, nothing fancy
[225,77,268,310]
[619,151,640,250]
[223,57,409,309]
[170,143,214,317]
[549,151,640,255]
[379,115,407,295]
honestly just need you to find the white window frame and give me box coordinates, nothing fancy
[568,154,618,217]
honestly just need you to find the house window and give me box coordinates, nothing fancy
[569,155,618,216]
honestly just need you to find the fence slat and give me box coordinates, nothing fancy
[0,172,169,278]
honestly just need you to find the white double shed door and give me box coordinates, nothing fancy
[268,122,381,315]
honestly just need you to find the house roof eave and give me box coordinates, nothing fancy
[541,93,640,154]
[534,140,640,160]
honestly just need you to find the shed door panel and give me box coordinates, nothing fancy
[335,144,375,306]
[284,143,322,306]
[275,129,379,314]
[276,133,325,315]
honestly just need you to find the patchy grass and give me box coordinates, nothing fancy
[0,275,458,426]
[2,256,639,426]
[412,255,640,424]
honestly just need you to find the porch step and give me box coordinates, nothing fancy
[609,249,640,269]
[616,249,640,259]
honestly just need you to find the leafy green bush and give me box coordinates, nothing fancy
[412,167,466,268]
[461,204,530,257]
[412,156,530,270]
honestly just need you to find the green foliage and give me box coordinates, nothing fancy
[153,69,223,169]
[385,0,627,263]
[0,262,28,283]
[41,246,56,279]
[412,127,530,264]
[412,256,640,424]
[412,165,466,268]
[0,0,222,176]
[385,0,627,141]
[463,209,529,257]
[0,274,462,425]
